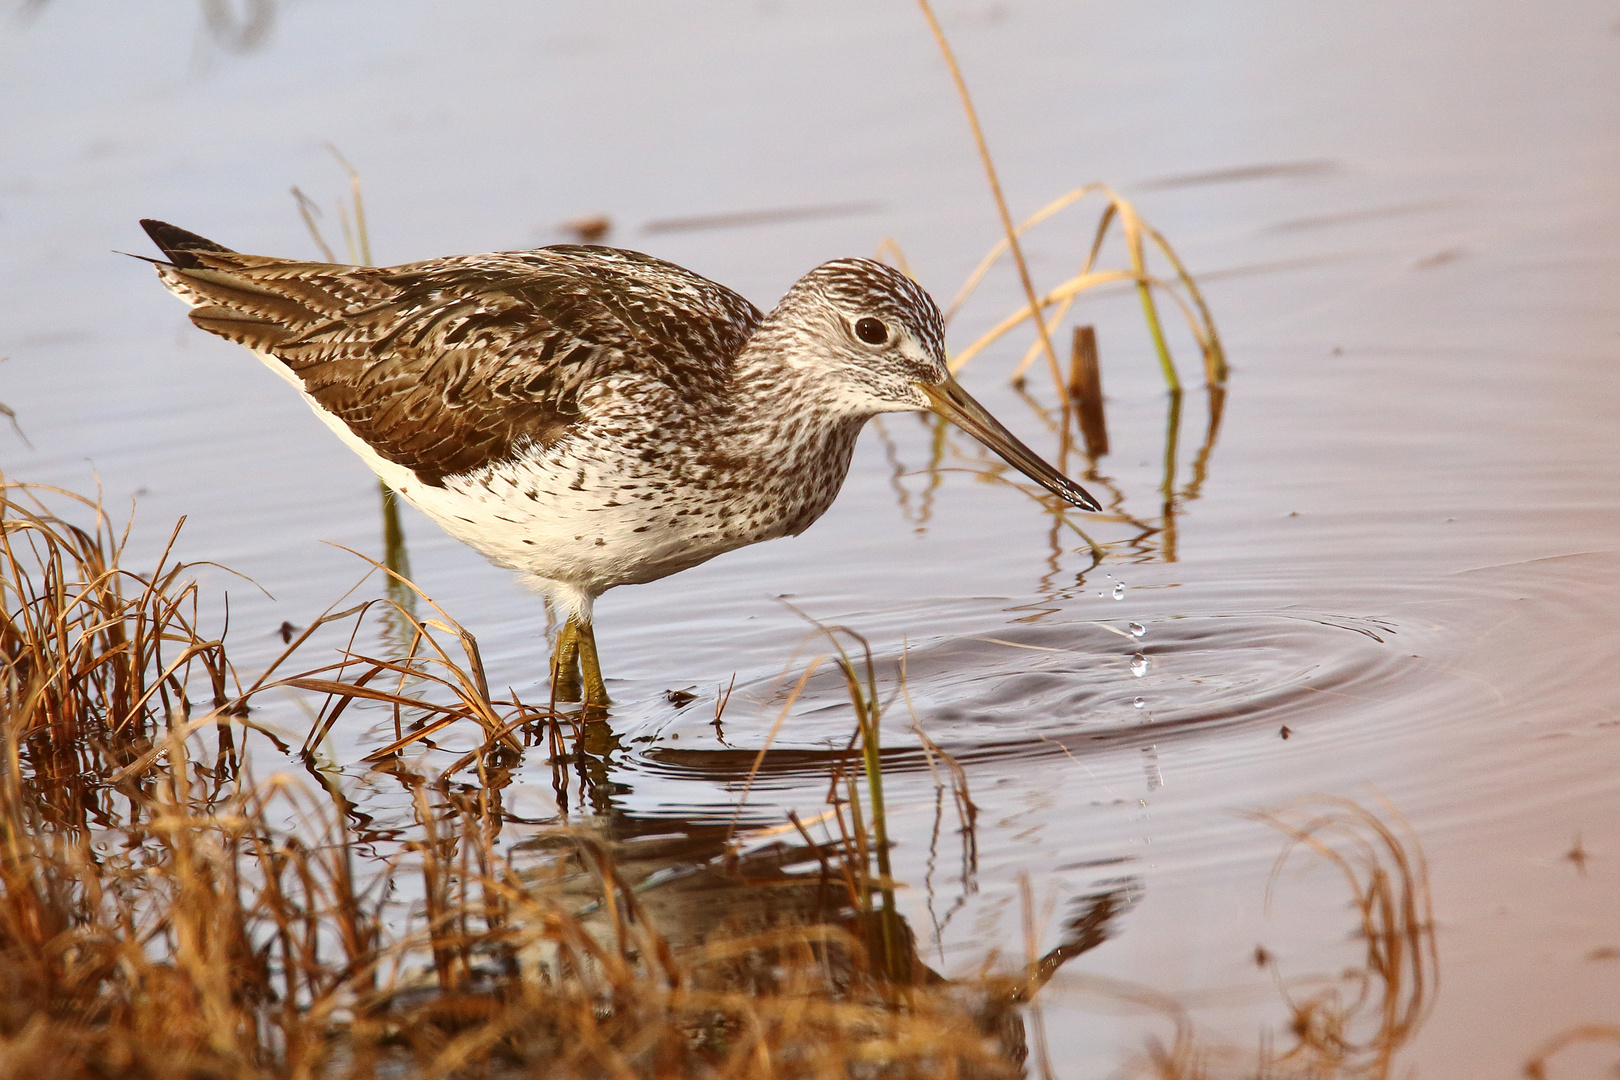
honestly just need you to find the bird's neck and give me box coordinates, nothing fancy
[727,324,871,437]
[712,329,872,504]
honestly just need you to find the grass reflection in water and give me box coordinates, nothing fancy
[1,476,1540,1080]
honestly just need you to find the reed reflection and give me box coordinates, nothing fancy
[881,361,1227,603]
[2,480,1467,1077]
[16,0,278,55]
[870,173,1230,608]
[1082,796,1437,1080]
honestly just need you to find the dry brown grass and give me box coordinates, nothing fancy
[873,0,1233,575]
[912,0,1226,404]
[1522,1024,1620,1079]
[0,477,1046,1078]
[1086,796,1438,1080]
[3,478,1579,1080]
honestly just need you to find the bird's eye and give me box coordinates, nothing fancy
[854,317,889,345]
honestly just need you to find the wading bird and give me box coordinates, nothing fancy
[139,219,1098,708]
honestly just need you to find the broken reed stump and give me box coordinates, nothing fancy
[1067,324,1109,458]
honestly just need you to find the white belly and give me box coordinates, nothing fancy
[257,349,822,620]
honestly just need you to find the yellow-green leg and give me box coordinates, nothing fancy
[575,619,611,709]
[551,618,583,703]
[550,615,610,708]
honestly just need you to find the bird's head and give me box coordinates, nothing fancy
[766,257,950,413]
[765,258,1100,512]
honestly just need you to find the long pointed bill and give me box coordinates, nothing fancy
[921,379,1102,512]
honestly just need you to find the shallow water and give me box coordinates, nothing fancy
[4,1,1620,1073]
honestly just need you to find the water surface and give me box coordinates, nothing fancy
[3,2,1618,1073]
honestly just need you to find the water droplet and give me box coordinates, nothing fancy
[1133,696,1146,709]
[1112,583,1125,600]
[1130,654,1148,677]
[1128,622,1145,638]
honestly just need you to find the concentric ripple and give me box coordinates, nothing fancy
[627,603,1413,786]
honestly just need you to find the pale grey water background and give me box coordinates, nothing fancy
[4,1,1619,1073]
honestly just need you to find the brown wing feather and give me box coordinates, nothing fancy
[144,226,763,486]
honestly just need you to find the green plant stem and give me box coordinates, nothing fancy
[1137,280,1181,395]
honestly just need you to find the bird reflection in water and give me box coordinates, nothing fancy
[503,806,1140,1073]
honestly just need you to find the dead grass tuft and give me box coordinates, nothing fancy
[0,478,1045,1078]
[1095,795,1437,1080]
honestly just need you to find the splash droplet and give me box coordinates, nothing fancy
[1112,583,1125,600]
[1130,654,1148,677]
[1132,696,1146,709]
[1128,622,1145,638]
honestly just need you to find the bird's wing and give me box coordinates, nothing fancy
[141,222,763,486]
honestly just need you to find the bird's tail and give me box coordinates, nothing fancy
[139,219,237,269]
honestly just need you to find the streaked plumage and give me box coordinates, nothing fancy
[140,219,1097,706]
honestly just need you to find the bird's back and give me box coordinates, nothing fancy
[141,220,764,488]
